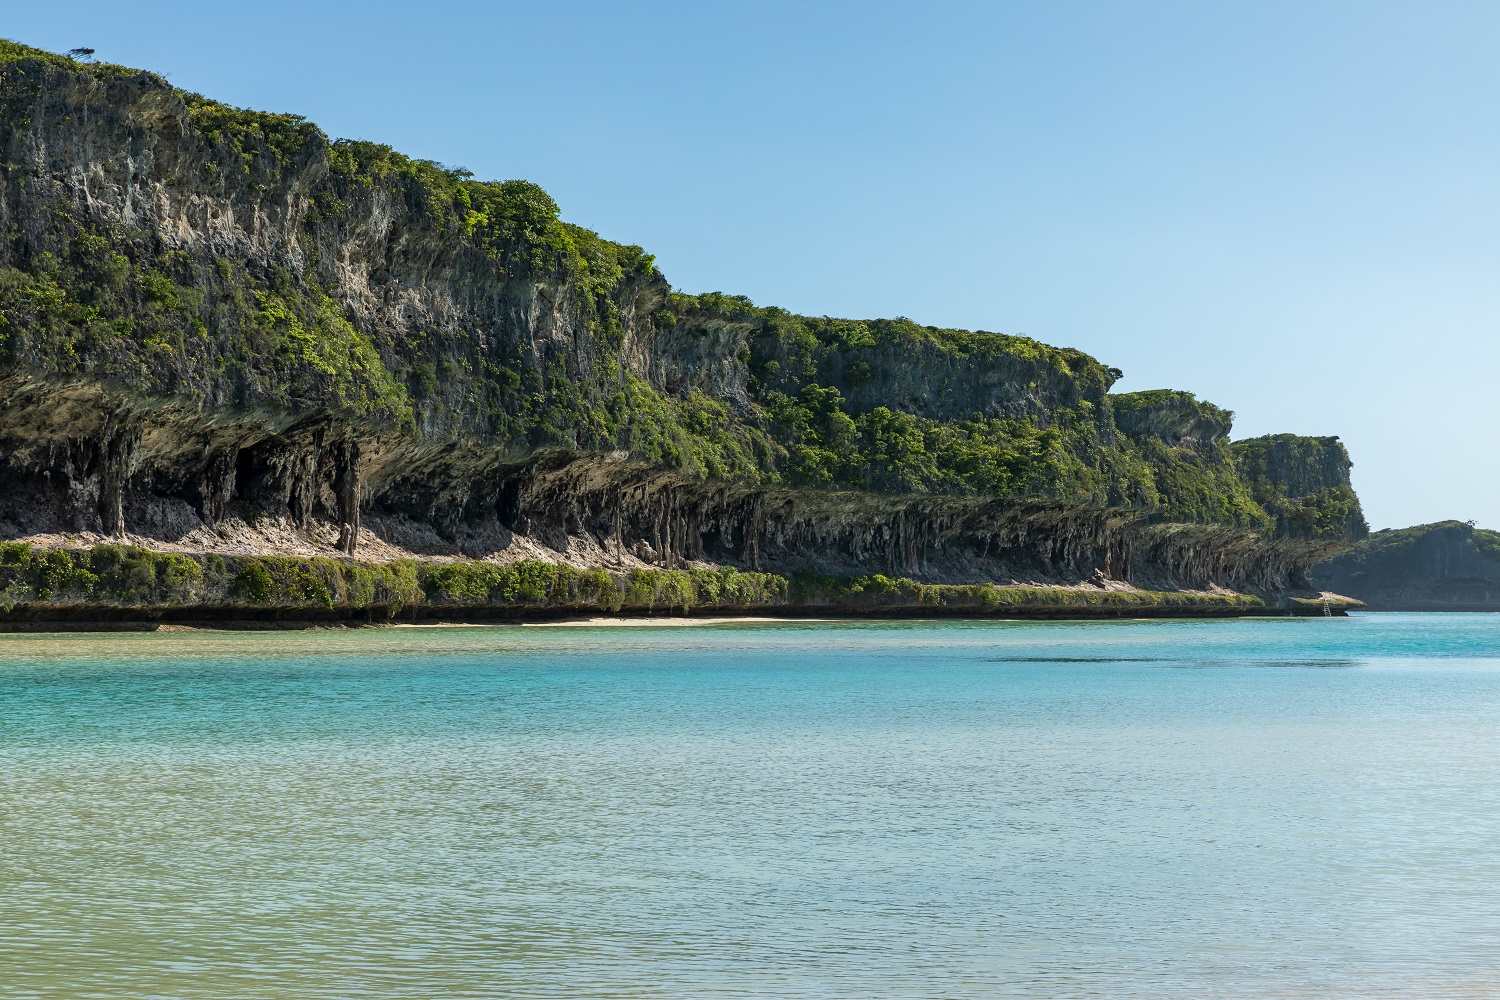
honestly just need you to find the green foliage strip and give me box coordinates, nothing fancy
[0,544,1282,616]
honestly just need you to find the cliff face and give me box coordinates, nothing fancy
[1231,435,1367,541]
[1112,390,1231,451]
[0,52,657,433]
[1311,521,1500,610]
[1108,390,1268,530]
[0,41,1362,595]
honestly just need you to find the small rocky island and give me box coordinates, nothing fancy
[0,41,1371,623]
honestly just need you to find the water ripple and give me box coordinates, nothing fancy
[2,614,1499,997]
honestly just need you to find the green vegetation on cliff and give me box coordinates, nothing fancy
[0,39,1363,544]
[0,250,413,420]
[667,295,1156,508]
[1108,390,1270,529]
[1232,435,1367,540]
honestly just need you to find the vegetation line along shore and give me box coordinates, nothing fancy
[0,543,1355,620]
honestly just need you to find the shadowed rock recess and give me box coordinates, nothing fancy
[0,41,1368,619]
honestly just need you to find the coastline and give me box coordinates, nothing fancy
[0,603,1357,633]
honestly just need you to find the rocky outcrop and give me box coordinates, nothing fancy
[1231,435,1367,541]
[801,325,1113,424]
[1111,390,1232,454]
[1234,434,1355,500]
[1311,521,1500,609]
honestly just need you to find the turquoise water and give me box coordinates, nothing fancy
[3,614,1500,998]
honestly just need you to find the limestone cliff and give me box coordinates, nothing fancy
[0,41,1363,599]
[1231,434,1367,541]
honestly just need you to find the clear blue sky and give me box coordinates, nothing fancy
[10,1,1497,530]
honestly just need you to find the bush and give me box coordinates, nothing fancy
[0,544,1270,617]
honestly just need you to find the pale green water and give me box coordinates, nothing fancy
[3,614,1500,998]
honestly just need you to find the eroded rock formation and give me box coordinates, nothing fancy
[0,42,1363,599]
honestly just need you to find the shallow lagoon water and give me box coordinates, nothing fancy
[2,613,1499,998]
